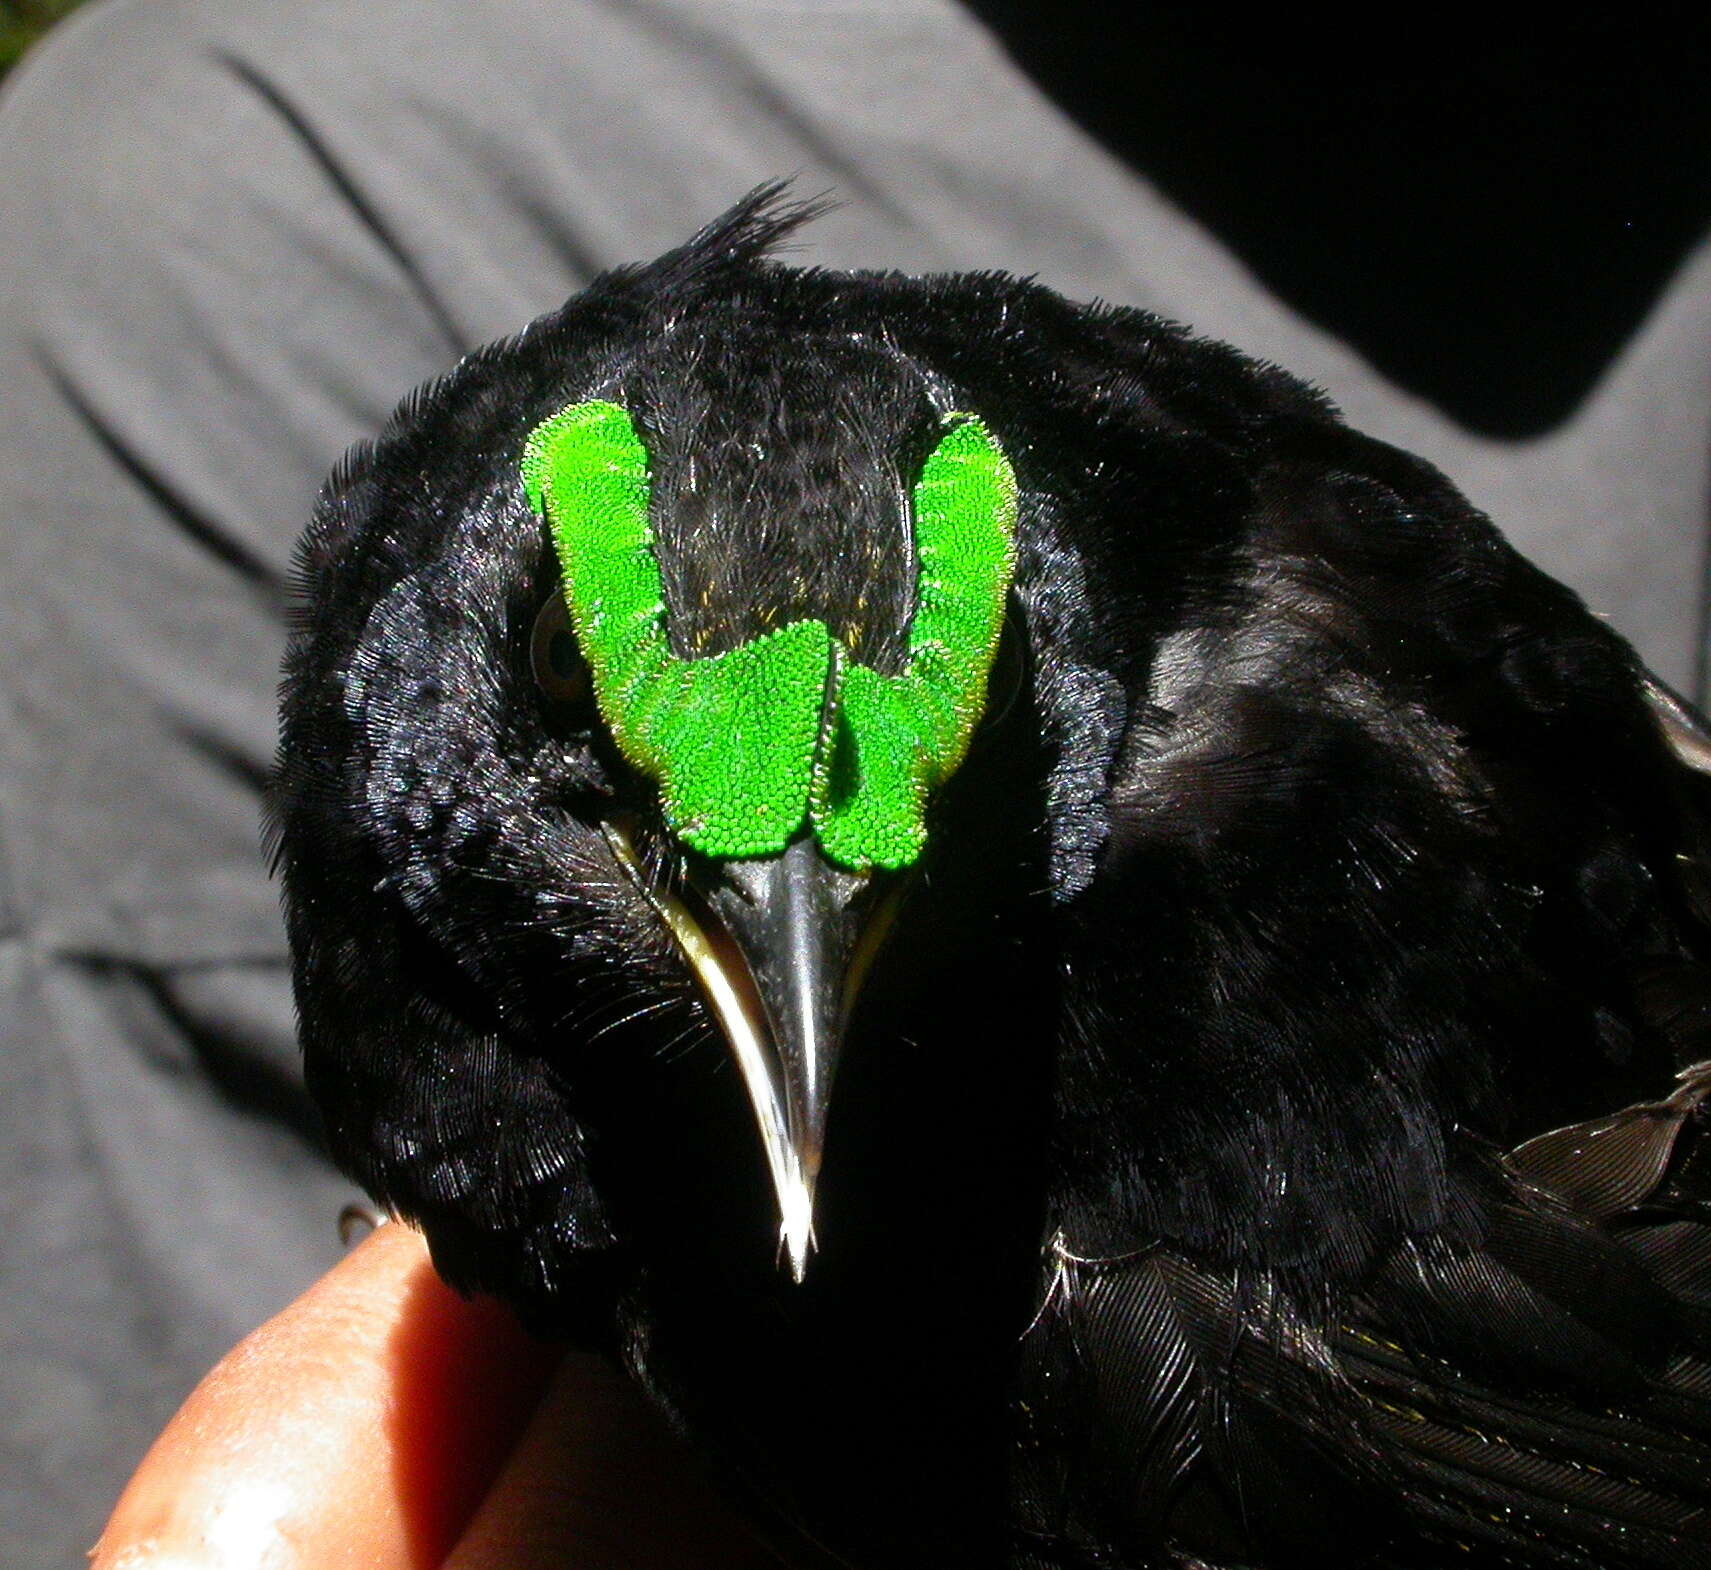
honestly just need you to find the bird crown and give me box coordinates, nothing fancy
[521,399,1016,870]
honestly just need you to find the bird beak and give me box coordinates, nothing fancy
[604,826,893,1280]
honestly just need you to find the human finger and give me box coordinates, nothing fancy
[91,1221,559,1569]
[443,1347,777,1570]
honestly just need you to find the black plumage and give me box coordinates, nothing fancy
[274,187,1711,1568]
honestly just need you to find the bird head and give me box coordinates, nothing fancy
[276,190,1048,1295]
[516,378,1015,1276]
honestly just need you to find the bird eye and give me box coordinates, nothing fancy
[531,591,591,709]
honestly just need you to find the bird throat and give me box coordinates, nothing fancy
[521,399,1017,872]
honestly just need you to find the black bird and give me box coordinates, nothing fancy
[275,188,1711,1568]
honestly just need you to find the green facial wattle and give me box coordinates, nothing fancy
[521,400,830,858]
[521,398,1016,871]
[808,416,1017,868]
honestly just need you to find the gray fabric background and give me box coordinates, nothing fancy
[1,2,1706,1563]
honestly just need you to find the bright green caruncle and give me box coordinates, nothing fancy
[521,399,1016,871]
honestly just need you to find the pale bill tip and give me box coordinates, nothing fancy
[779,1172,817,1283]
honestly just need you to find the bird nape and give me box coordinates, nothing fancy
[274,186,1711,1569]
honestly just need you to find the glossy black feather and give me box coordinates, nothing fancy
[276,188,1711,1567]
